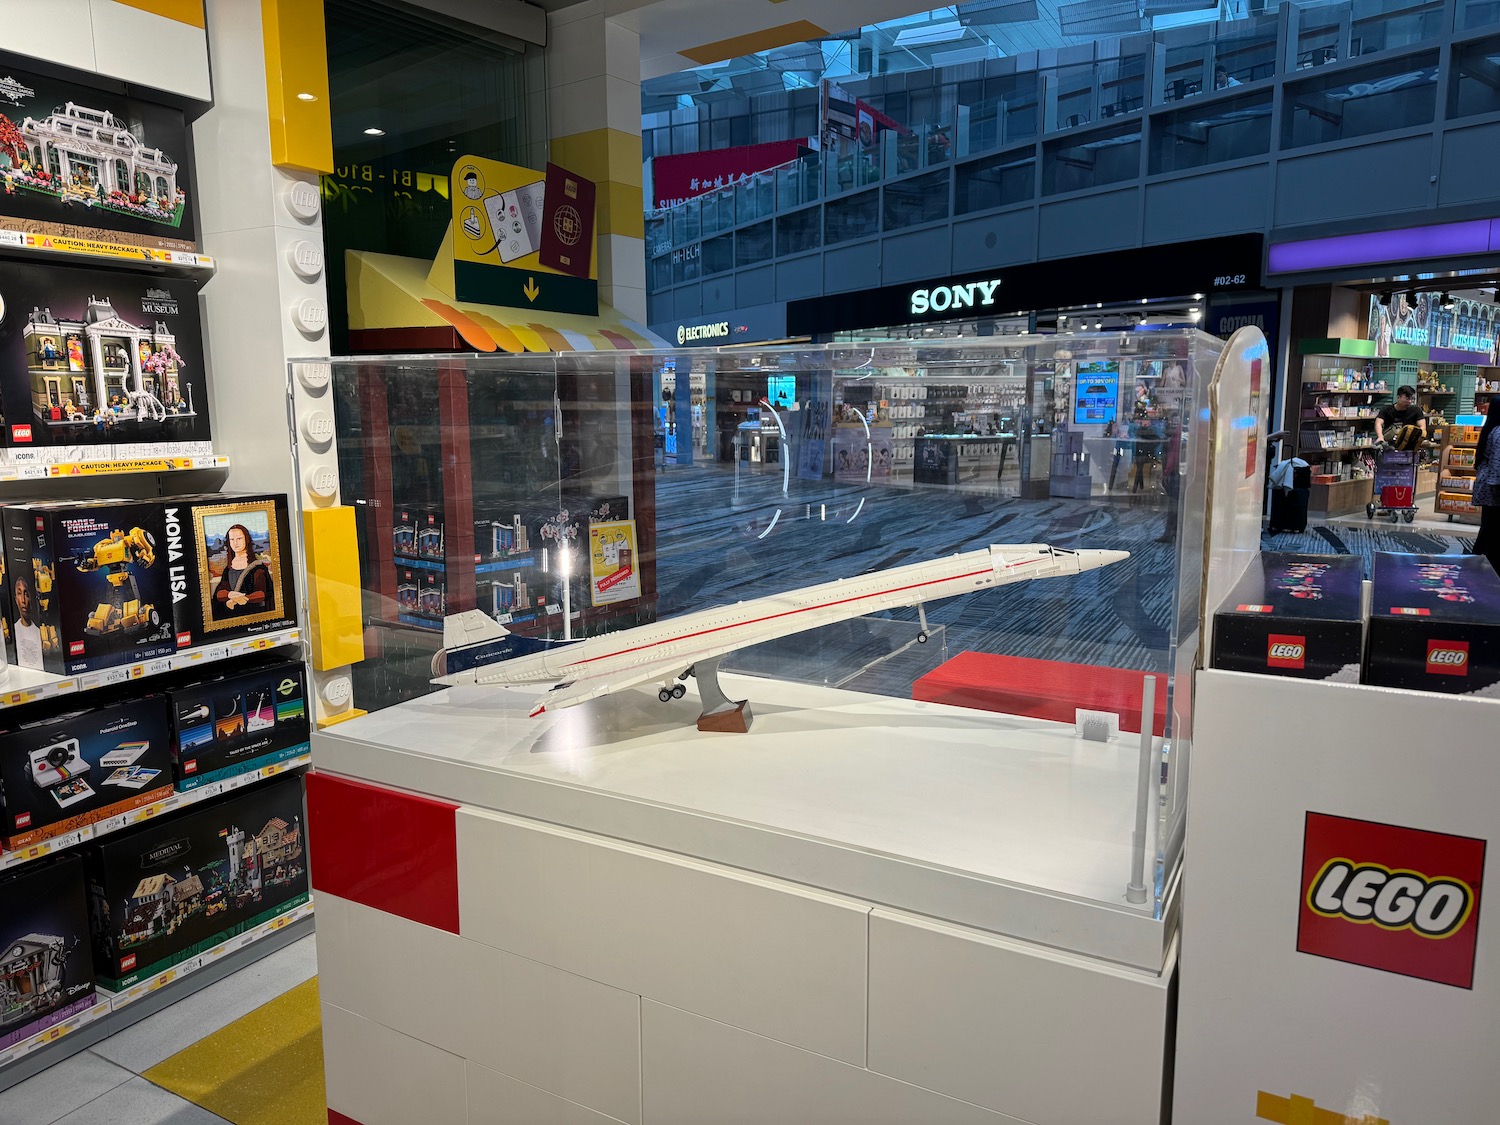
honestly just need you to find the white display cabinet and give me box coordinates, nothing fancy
[296,330,1268,1125]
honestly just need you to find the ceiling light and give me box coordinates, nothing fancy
[1441,292,1455,311]
[296,92,317,102]
[1193,293,1204,300]
[364,127,385,136]
[1095,319,1103,330]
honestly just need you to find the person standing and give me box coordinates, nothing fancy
[1472,407,1500,575]
[1375,385,1427,446]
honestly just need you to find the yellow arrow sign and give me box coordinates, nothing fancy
[523,277,540,302]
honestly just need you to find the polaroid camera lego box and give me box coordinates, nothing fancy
[0,261,210,452]
[168,659,309,791]
[1212,553,1365,680]
[84,773,308,991]
[4,500,174,674]
[0,693,173,849]
[161,494,296,650]
[1364,553,1500,695]
[0,854,97,1052]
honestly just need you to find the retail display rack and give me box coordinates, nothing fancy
[0,229,215,274]
[1436,421,1483,523]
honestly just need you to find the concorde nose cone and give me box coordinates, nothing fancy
[1075,549,1131,572]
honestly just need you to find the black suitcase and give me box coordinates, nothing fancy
[1269,484,1310,533]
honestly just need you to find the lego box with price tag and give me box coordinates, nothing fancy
[1211,553,1364,680]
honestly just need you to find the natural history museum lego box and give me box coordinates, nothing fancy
[85,773,308,990]
[0,260,210,452]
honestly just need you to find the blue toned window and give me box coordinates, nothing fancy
[883,169,950,229]
[825,190,880,245]
[1450,35,1500,118]
[735,220,773,268]
[1282,51,1439,147]
[955,150,1036,214]
[1042,122,1142,195]
[776,207,821,255]
[1150,91,1273,174]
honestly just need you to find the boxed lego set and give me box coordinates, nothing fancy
[0,854,97,1052]
[1365,553,1500,694]
[161,493,297,649]
[4,500,175,674]
[85,773,308,990]
[1212,553,1365,680]
[0,261,210,451]
[0,693,173,849]
[168,659,309,791]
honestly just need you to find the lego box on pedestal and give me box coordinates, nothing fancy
[85,773,308,991]
[0,853,97,1052]
[162,494,296,650]
[1211,553,1365,680]
[0,693,173,849]
[1365,553,1500,694]
[0,261,210,452]
[168,659,309,791]
[4,500,175,675]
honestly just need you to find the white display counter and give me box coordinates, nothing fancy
[311,676,1176,1125]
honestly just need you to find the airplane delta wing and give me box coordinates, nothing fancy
[528,670,658,717]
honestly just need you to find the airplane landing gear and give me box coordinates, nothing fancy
[658,683,687,702]
[917,603,931,643]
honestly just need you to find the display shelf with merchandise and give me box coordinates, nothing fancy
[0,626,301,710]
[0,753,309,874]
[1436,421,1483,524]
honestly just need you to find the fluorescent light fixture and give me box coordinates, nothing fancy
[297,92,317,102]
[364,127,385,136]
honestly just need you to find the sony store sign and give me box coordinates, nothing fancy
[909,277,1003,317]
[677,320,730,344]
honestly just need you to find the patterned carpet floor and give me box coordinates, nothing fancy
[651,465,1479,698]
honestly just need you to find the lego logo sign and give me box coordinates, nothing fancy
[1427,640,1469,676]
[1267,634,1306,670]
[10,424,31,443]
[68,641,84,656]
[1298,812,1486,988]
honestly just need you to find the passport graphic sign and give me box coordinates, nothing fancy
[538,162,595,280]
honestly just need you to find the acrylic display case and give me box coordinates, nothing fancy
[297,329,1268,1125]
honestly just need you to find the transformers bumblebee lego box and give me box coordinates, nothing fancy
[2,500,174,675]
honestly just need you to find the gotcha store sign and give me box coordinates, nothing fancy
[1297,812,1485,988]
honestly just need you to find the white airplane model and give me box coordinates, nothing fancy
[432,544,1127,727]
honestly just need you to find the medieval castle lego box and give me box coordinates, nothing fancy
[85,773,307,991]
[0,853,97,1052]
[0,260,210,451]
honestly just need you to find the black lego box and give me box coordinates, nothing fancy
[4,500,175,674]
[0,261,210,451]
[84,773,308,990]
[416,510,444,561]
[1364,553,1500,694]
[0,854,98,1052]
[168,659,309,791]
[161,494,296,650]
[393,508,418,559]
[0,693,173,849]
[1211,553,1364,680]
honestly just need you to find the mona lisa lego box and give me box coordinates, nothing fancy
[161,494,296,651]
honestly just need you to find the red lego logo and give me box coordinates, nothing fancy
[1298,812,1486,988]
[68,641,84,656]
[120,954,136,972]
[14,812,30,828]
[184,759,197,774]
[1427,640,1470,677]
[1267,634,1306,670]
[10,424,31,443]
[177,632,192,649]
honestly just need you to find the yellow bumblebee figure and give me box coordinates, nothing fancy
[73,528,161,635]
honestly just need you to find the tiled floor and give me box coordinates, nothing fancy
[0,934,319,1125]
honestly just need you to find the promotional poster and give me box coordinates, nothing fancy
[0,260,210,450]
[0,64,196,251]
[588,520,639,606]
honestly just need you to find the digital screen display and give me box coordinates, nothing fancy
[767,375,796,407]
[1073,360,1120,426]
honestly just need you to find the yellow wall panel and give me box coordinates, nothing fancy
[550,129,643,189]
[262,0,333,174]
[303,506,365,671]
[597,181,644,239]
[109,0,205,27]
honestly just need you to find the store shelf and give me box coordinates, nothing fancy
[0,626,300,710]
[1303,385,1389,395]
[0,751,310,874]
[0,904,313,1088]
[0,228,214,272]
[0,453,227,482]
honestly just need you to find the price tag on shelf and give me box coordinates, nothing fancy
[0,231,23,248]
[144,658,173,677]
[203,644,230,663]
[16,464,47,480]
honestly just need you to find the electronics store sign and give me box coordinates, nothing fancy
[1298,811,1486,988]
[677,319,730,345]
[909,277,1003,318]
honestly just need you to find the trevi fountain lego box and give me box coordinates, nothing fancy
[0,260,210,452]
[84,773,307,990]
[0,62,197,252]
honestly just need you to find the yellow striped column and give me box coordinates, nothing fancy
[545,8,645,322]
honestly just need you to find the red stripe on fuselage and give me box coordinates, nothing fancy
[566,557,1043,671]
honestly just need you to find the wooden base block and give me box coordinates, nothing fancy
[698,699,753,733]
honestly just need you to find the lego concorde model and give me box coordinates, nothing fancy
[432,544,1128,726]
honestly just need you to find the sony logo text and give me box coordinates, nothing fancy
[910,278,1003,316]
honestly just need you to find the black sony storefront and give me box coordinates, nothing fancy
[785,234,1265,336]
